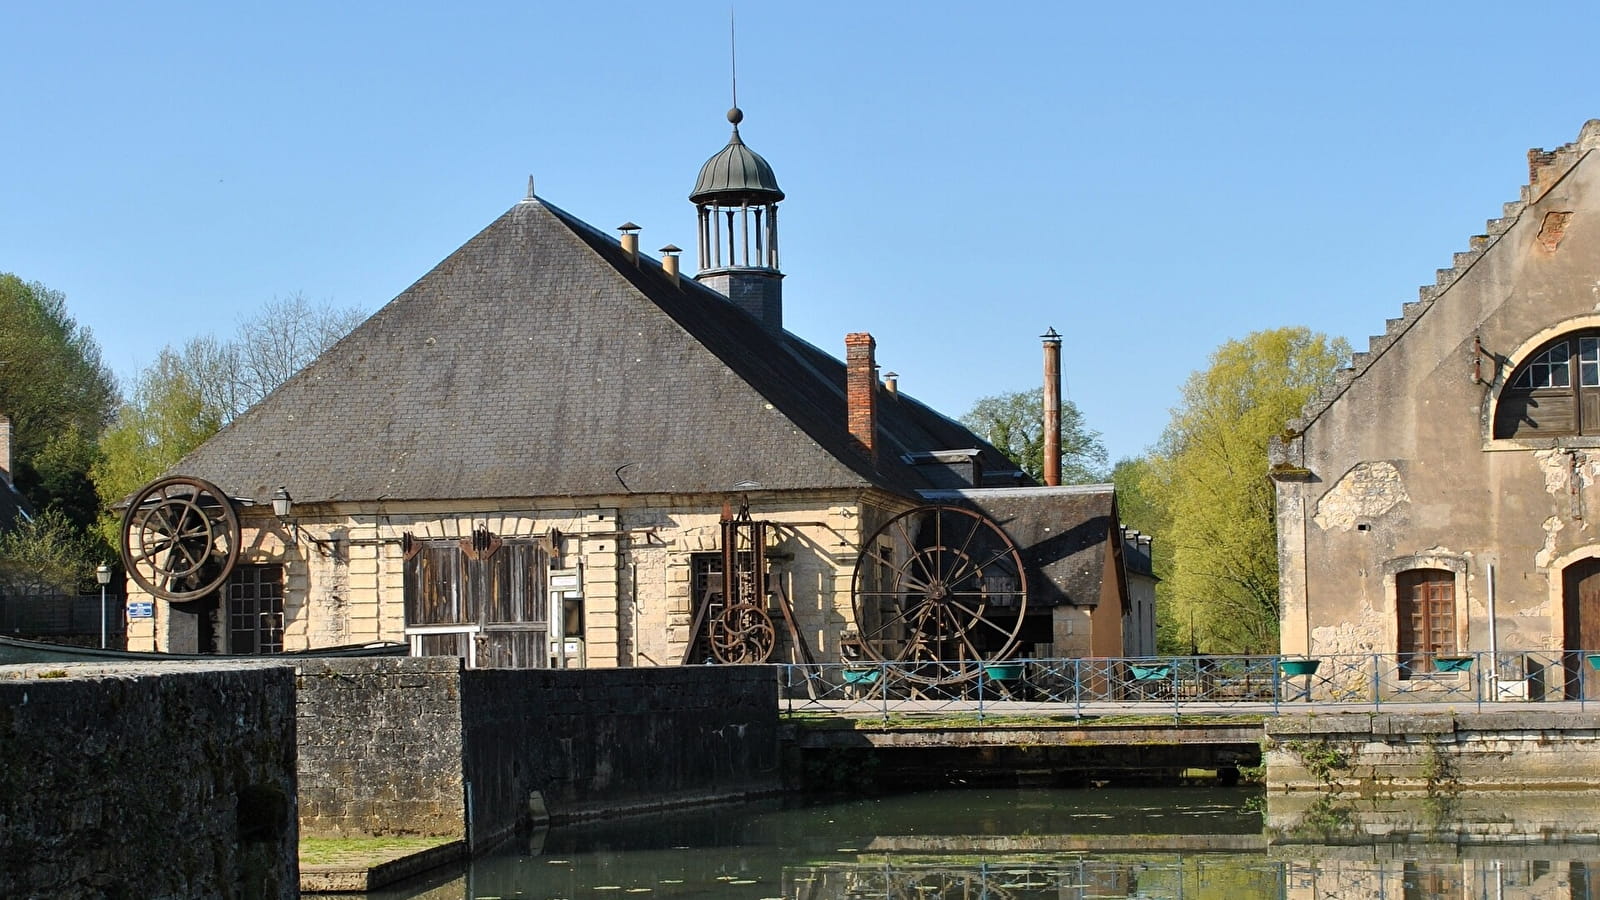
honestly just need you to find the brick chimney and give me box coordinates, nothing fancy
[1042,327,1062,486]
[0,413,11,481]
[845,333,877,464]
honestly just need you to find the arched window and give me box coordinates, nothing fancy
[1495,331,1600,438]
[1397,568,1455,678]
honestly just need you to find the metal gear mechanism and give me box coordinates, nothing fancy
[708,602,778,664]
[119,476,241,602]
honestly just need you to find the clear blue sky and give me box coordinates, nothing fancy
[6,2,1600,464]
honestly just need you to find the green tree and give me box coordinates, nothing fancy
[961,388,1109,483]
[1144,327,1349,654]
[90,295,364,544]
[233,292,366,415]
[92,342,228,545]
[0,274,116,523]
[0,508,102,601]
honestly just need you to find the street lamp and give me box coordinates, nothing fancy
[95,564,112,649]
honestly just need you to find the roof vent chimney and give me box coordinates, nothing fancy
[660,245,682,288]
[884,371,898,396]
[1041,327,1062,487]
[618,223,640,265]
[845,333,878,465]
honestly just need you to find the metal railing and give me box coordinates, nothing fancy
[776,650,1600,722]
[0,591,126,641]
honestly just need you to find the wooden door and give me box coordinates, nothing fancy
[1562,557,1600,699]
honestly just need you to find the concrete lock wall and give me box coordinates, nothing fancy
[1266,710,1600,794]
[461,665,781,846]
[294,657,781,845]
[0,663,299,900]
[295,656,467,839]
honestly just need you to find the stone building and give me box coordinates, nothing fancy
[122,108,1143,668]
[1272,120,1600,693]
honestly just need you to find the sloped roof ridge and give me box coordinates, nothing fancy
[1287,121,1600,435]
[921,483,1111,499]
[535,198,898,492]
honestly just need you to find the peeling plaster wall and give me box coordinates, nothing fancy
[1278,132,1600,658]
[1312,462,1409,532]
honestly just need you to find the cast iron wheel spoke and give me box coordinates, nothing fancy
[893,516,939,587]
[946,545,1019,589]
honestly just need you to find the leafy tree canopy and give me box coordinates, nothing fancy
[0,508,103,600]
[961,388,1109,484]
[1140,327,1349,654]
[0,274,116,524]
[92,294,364,544]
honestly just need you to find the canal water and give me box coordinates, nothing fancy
[365,788,1600,899]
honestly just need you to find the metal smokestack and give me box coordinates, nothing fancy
[1042,327,1062,487]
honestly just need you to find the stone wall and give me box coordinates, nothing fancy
[461,665,780,846]
[295,656,466,839]
[293,658,781,848]
[0,663,298,900]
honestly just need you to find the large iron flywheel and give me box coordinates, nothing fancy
[119,476,241,602]
[849,505,1028,684]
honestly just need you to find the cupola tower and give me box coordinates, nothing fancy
[691,106,785,333]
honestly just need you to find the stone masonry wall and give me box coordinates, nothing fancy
[0,663,298,900]
[461,665,781,846]
[294,656,465,838]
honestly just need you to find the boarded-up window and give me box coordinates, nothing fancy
[1496,332,1600,438]
[404,540,549,668]
[1397,569,1455,677]
[227,564,284,655]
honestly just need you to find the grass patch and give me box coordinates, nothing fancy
[299,835,451,868]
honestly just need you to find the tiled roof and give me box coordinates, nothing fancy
[168,196,1021,505]
[920,485,1121,609]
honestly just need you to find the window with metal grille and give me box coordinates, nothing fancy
[1495,331,1600,438]
[1397,569,1455,678]
[227,564,284,655]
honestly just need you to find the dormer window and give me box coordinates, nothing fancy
[1494,332,1600,438]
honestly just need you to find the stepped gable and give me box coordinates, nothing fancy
[1285,120,1600,436]
[169,195,1017,504]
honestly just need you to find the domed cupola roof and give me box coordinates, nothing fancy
[690,108,784,205]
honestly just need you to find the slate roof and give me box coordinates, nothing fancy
[169,196,1021,505]
[920,485,1122,610]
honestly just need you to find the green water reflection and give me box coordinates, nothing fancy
[368,789,1600,899]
